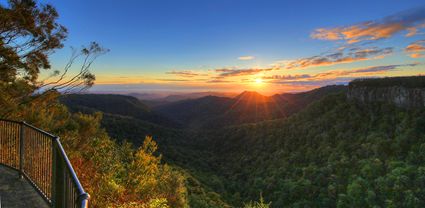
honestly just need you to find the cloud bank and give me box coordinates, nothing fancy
[284,47,393,70]
[266,63,418,85]
[311,6,425,43]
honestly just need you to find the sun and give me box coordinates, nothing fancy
[255,78,263,84]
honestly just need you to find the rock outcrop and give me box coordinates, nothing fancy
[347,76,425,108]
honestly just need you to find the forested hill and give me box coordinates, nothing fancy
[60,94,179,128]
[193,92,425,207]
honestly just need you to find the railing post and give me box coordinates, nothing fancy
[78,193,90,208]
[51,137,57,208]
[52,137,66,208]
[19,121,25,179]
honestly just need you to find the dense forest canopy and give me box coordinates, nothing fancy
[195,93,425,207]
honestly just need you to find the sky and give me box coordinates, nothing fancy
[41,0,425,94]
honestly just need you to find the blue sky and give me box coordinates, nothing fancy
[43,0,425,94]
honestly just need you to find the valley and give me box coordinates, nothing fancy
[60,77,425,207]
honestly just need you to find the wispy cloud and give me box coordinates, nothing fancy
[157,78,192,82]
[206,79,234,83]
[405,40,425,52]
[270,77,357,86]
[215,67,276,77]
[267,64,417,87]
[311,6,425,43]
[405,39,425,58]
[166,70,206,77]
[238,56,255,60]
[262,74,312,80]
[284,47,393,70]
[266,63,418,84]
[320,64,417,77]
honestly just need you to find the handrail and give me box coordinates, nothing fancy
[0,119,89,208]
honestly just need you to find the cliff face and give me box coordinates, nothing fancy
[347,86,425,108]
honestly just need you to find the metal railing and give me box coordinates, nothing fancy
[0,119,89,208]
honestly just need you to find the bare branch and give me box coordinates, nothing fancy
[39,42,108,94]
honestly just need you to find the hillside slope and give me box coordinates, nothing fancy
[60,94,233,207]
[192,92,425,207]
[60,94,178,128]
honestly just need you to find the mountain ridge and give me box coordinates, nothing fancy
[60,94,179,128]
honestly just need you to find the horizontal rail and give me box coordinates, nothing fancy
[23,122,58,138]
[0,119,89,208]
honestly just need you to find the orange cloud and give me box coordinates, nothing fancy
[285,47,393,70]
[215,67,277,77]
[405,40,425,58]
[267,64,418,84]
[262,74,312,80]
[411,53,424,58]
[312,7,425,43]
[238,56,255,60]
[166,70,207,77]
[406,27,418,37]
[405,40,425,52]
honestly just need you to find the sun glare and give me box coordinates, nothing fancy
[255,78,263,84]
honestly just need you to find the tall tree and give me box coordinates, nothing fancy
[0,0,107,118]
[0,0,67,83]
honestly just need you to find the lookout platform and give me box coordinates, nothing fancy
[0,165,49,208]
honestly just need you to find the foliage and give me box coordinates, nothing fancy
[0,0,67,84]
[193,93,425,207]
[0,0,64,118]
[2,94,190,207]
[61,113,189,207]
[61,94,233,207]
[243,195,271,208]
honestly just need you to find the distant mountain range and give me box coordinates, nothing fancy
[154,85,347,129]
[60,85,347,141]
[139,92,238,107]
